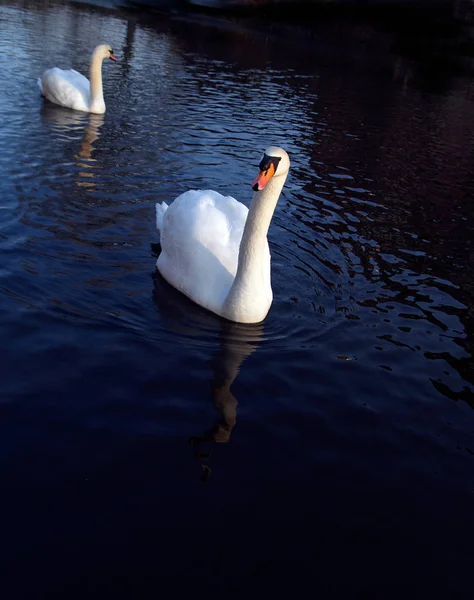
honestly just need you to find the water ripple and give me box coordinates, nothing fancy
[0,1,473,498]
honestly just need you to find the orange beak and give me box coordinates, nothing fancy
[110,53,117,61]
[251,162,275,191]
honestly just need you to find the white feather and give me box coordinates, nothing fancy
[39,68,91,112]
[38,44,115,114]
[154,147,290,323]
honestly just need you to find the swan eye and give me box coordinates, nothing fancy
[259,154,281,174]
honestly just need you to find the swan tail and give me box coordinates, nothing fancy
[37,77,44,95]
[155,202,168,235]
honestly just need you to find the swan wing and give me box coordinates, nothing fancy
[40,68,90,112]
[156,190,250,313]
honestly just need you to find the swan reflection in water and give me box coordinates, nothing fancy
[39,104,104,189]
[153,267,264,482]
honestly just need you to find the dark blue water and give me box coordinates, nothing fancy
[1,0,473,594]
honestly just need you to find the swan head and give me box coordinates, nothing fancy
[94,44,117,62]
[251,146,290,192]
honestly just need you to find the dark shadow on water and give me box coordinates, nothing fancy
[151,264,264,482]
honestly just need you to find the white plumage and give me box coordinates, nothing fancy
[38,44,116,114]
[155,147,290,324]
[157,189,267,316]
[38,68,91,112]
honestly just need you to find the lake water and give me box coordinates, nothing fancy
[1,0,473,593]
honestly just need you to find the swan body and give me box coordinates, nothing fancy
[38,44,116,114]
[156,146,290,324]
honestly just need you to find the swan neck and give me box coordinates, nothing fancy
[89,50,105,113]
[238,174,285,276]
[223,173,286,321]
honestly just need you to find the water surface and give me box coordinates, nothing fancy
[0,0,473,593]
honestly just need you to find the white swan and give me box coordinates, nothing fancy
[38,44,116,114]
[155,146,290,324]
